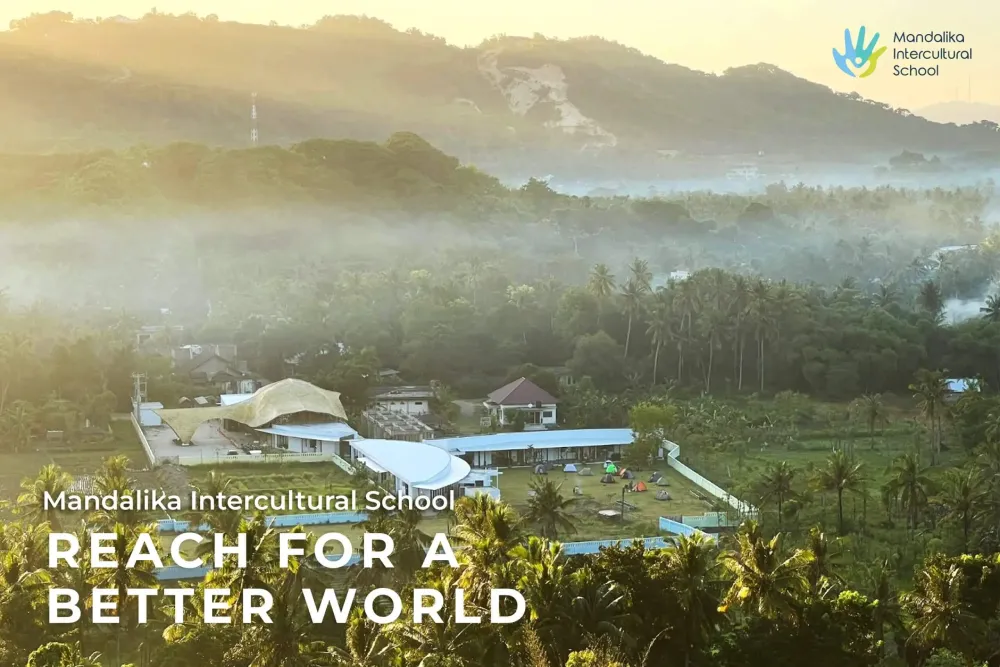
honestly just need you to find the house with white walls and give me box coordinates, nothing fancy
[371,385,435,416]
[483,377,558,428]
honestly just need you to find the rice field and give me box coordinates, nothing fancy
[0,420,150,500]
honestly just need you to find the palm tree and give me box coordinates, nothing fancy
[937,467,986,552]
[903,563,986,654]
[730,275,752,391]
[851,393,886,449]
[628,257,653,293]
[187,471,244,546]
[451,495,525,602]
[876,283,898,309]
[0,400,37,453]
[568,568,633,648]
[814,450,866,534]
[671,280,699,383]
[746,279,773,392]
[89,521,159,665]
[918,280,945,321]
[17,463,73,529]
[620,279,644,359]
[207,514,284,609]
[865,557,903,653]
[757,461,796,527]
[587,264,616,325]
[507,284,536,345]
[524,477,578,539]
[802,527,842,594]
[646,301,671,387]
[717,520,811,622]
[976,440,1000,542]
[238,568,321,667]
[387,567,486,667]
[24,643,103,667]
[885,453,934,531]
[327,609,392,667]
[699,307,728,392]
[661,533,721,667]
[980,294,1000,322]
[909,369,949,459]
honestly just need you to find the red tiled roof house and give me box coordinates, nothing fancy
[483,377,558,428]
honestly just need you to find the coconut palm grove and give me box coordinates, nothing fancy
[4,9,1000,667]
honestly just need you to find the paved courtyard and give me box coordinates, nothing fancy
[144,420,248,464]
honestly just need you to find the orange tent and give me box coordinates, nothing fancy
[634,481,647,492]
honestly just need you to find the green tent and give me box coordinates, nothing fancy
[605,463,618,474]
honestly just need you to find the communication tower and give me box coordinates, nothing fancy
[250,92,259,146]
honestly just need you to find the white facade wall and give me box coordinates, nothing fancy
[495,403,557,425]
[272,435,326,454]
[375,398,430,416]
[139,408,162,427]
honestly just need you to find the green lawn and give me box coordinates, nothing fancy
[0,420,150,500]
[185,461,356,512]
[496,464,714,541]
[684,427,969,582]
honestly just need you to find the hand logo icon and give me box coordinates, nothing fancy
[833,27,886,78]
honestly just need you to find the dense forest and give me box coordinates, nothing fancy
[3,11,1000,163]
[1,96,1000,664]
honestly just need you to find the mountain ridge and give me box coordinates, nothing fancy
[3,11,1000,173]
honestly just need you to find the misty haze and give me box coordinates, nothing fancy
[3,8,1000,667]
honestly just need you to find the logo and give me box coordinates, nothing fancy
[833,27,887,78]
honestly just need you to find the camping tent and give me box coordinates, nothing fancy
[564,463,578,473]
[620,470,634,480]
[534,464,547,475]
[578,468,594,476]
[649,471,662,483]
[634,481,647,492]
[605,463,618,474]
[600,474,616,484]
[655,490,671,501]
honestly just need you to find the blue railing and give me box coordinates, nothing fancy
[158,512,370,533]
[155,534,682,581]
[659,517,717,542]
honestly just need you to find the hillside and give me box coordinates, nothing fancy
[3,11,1000,173]
[918,100,1000,126]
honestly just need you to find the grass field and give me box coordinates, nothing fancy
[185,461,356,511]
[0,420,149,500]
[685,424,968,582]
[496,463,714,541]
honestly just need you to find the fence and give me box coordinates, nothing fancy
[680,512,740,529]
[659,517,717,542]
[155,532,681,581]
[157,511,370,533]
[130,413,156,467]
[174,451,339,467]
[663,440,756,518]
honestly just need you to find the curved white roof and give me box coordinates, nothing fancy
[256,422,359,441]
[352,439,471,490]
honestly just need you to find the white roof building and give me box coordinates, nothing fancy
[249,424,470,495]
[352,439,471,492]
[425,428,634,468]
[220,393,253,406]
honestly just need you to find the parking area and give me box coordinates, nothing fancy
[144,420,240,464]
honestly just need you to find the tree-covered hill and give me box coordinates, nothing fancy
[3,11,1000,167]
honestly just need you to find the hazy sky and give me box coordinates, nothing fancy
[4,0,995,108]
